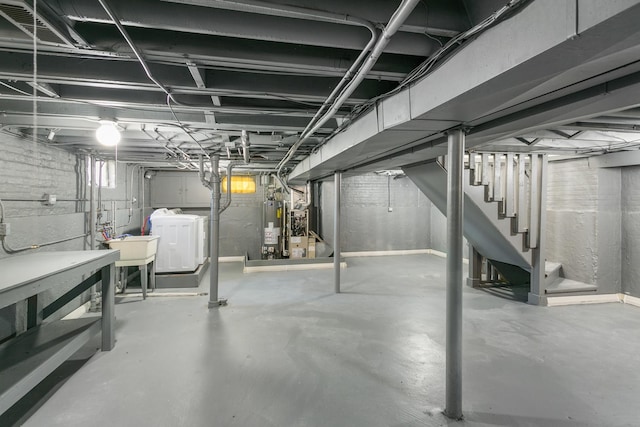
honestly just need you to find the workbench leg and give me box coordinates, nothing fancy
[15,300,28,336]
[101,263,115,351]
[140,264,148,300]
[27,295,42,329]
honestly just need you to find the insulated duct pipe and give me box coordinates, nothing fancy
[276,0,419,189]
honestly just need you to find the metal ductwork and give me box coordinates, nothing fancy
[0,0,81,46]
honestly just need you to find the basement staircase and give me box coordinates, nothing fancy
[403,153,596,304]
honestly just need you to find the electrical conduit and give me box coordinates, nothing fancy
[276,0,421,190]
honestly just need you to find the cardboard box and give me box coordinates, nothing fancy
[290,247,306,259]
[307,237,316,259]
[290,236,308,245]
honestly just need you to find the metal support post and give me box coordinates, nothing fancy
[445,129,464,420]
[334,171,341,293]
[208,155,223,308]
[101,263,115,351]
[528,154,548,305]
[466,245,482,288]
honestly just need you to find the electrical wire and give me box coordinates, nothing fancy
[98,0,210,158]
[0,80,32,96]
[323,0,532,147]
[166,94,212,157]
[275,0,421,191]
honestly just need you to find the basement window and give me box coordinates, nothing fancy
[87,159,117,188]
[221,175,256,194]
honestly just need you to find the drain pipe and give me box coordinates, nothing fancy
[89,154,99,311]
[276,0,420,190]
[89,153,96,250]
[198,147,250,307]
[219,160,243,213]
[241,130,250,165]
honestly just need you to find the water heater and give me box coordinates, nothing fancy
[262,200,282,259]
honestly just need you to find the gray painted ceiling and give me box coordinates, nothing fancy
[1,0,639,176]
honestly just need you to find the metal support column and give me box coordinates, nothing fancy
[334,171,341,293]
[101,263,115,351]
[528,154,548,305]
[466,245,482,288]
[445,129,464,420]
[208,155,223,308]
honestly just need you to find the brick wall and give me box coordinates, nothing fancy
[149,171,264,259]
[0,132,143,340]
[622,166,640,297]
[320,173,431,252]
[546,158,622,292]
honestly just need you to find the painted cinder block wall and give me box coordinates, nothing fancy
[150,172,432,258]
[622,165,640,297]
[0,133,143,341]
[148,171,264,260]
[320,173,431,252]
[545,157,640,296]
[181,191,264,261]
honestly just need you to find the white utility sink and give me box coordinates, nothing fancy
[107,235,160,261]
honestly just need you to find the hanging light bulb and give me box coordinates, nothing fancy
[96,120,121,146]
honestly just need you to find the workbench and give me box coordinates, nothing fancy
[0,250,119,415]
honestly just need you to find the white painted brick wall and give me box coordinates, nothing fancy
[547,158,598,211]
[546,159,599,284]
[622,166,640,296]
[321,173,431,251]
[0,132,142,340]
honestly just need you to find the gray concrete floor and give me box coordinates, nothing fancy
[10,255,640,426]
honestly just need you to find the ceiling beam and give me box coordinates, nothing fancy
[51,0,440,56]
[0,50,380,104]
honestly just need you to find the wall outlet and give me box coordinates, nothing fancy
[43,193,57,206]
[0,222,10,237]
[388,207,393,212]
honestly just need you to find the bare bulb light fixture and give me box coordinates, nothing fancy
[96,120,121,146]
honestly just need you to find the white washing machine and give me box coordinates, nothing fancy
[152,212,206,273]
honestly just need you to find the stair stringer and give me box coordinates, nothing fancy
[403,161,532,272]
